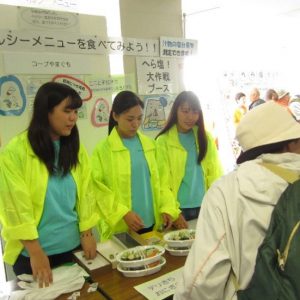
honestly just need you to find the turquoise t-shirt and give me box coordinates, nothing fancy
[122,136,155,228]
[22,140,80,256]
[178,130,205,208]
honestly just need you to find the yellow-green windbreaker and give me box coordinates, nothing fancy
[91,128,179,241]
[156,126,223,206]
[0,131,99,265]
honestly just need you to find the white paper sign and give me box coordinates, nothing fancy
[160,36,198,57]
[18,7,79,32]
[136,57,179,95]
[0,29,159,56]
[134,268,182,300]
[3,52,96,74]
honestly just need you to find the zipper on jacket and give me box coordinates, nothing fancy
[277,221,300,271]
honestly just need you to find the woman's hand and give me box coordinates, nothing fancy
[80,230,97,260]
[173,213,188,229]
[162,213,173,230]
[123,211,144,232]
[21,240,52,288]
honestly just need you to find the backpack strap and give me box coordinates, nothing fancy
[260,162,300,184]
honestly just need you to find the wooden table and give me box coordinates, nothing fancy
[2,253,185,300]
[90,252,186,300]
[56,282,106,300]
[2,278,106,300]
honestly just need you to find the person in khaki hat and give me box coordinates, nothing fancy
[174,101,300,300]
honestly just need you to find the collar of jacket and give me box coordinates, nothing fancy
[167,125,199,149]
[108,127,155,152]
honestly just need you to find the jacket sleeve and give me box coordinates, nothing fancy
[202,131,223,189]
[75,145,99,232]
[0,147,38,241]
[174,183,232,300]
[155,137,180,220]
[91,144,129,230]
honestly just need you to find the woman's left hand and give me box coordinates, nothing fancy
[162,213,173,230]
[80,230,97,260]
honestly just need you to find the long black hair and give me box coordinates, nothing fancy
[156,91,207,163]
[108,91,144,135]
[28,82,82,175]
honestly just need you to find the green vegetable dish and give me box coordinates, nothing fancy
[170,230,195,241]
[120,247,160,261]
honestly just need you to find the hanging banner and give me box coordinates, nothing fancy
[0,29,159,56]
[160,36,198,57]
[3,52,98,74]
[136,56,179,95]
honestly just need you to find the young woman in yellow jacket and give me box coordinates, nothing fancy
[92,91,179,241]
[156,91,223,229]
[0,82,98,287]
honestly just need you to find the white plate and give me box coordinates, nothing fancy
[117,257,166,277]
[116,245,165,268]
[165,245,190,256]
[163,229,196,248]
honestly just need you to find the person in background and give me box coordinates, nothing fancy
[288,94,300,121]
[91,91,179,240]
[233,92,247,127]
[156,91,223,229]
[265,88,278,101]
[276,89,290,106]
[174,102,300,299]
[0,82,98,287]
[248,87,265,110]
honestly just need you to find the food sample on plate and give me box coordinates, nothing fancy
[116,245,165,268]
[168,229,195,241]
[120,246,161,261]
[163,229,196,248]
[117,257,166,277]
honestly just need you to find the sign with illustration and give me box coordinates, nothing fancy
[142,95,174,131]
[78,103,87,119]
[52,74,92,101]
[0,75,26,116]
[25,76,52,96]
[91,98,110,127]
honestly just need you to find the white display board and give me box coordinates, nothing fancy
[136,56,179,95]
